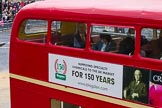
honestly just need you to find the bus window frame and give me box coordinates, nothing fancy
[139,25,162,61]
[90,23,136,56]
[48,20,91,51]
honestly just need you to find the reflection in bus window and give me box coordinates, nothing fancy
[18,19,48,43]
[141,28,162,59]
[51,21,87,48]
[91,25,135,55]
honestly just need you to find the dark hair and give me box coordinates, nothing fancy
[119,37,134,55]
[100,33,112,42]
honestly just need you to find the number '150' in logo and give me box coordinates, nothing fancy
[54,59,67,80]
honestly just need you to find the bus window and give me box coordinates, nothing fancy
[141,28,162,60]
[91,25,135,55]
[18,19,48,43]
[51,99,81,108]
[51,21,87,48]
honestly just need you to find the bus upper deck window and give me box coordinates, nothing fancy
[51,21,87,49]
[18,19,48,43]
[141,28,162,60]
[91,25,135,55]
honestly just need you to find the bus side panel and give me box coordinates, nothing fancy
[10,42,48,81]
[9,42,149,108]
[10,78,50,108]
[10,77,128,108]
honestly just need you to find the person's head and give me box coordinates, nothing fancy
[134,69,142,82]
[128,28,135,34]
[141,35,148,46]
[118,37,134,55]
[77,23,86,34]
[100,33,112,43]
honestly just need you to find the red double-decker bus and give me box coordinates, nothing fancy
[10,0,162,108]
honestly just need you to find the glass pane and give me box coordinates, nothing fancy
[51,99,81,108]
[19,19,47,43]
[141,28,162,60]
[51,21,87,49]
[91,25,135,55]
[25,19,47,34]
[51,99,61,108]
[51,21,61,32]
[63,102,80,108]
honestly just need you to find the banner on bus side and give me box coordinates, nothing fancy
[49,53,123,99]
[48,53,162,106]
